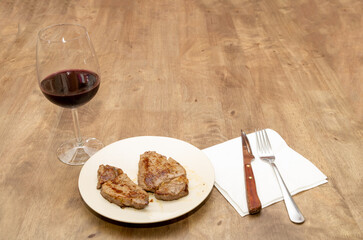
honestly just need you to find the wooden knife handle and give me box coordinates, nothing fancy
[244,163,261,214]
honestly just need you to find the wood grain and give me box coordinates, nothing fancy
[0,0,362,239]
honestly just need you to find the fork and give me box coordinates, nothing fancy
[255,129,305,223]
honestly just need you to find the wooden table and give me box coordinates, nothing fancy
[1,0,362,239]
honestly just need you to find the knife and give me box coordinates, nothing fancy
[241,130,261,214]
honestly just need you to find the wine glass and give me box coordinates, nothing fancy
[36,24,103,165]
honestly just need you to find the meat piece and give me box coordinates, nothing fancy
[138,151,189,201]
[155,175,189,201]
[97,165,149,209]
[97,164,123,189]
[100,173,149,209]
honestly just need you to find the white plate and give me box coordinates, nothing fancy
[78,136,215,224]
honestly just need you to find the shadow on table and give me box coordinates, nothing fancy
[81,191,213,228]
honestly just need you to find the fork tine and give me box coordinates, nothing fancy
[262,129,273,152]
[261,129,268,153]
[255,129,259,152]
[257,129,264,154]
[256,128,263,153]
[259,129,264,154]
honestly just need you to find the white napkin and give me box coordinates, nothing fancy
[202,129,328,216]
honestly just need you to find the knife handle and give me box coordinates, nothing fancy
[244,164,261,214]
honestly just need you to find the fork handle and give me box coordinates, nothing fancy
[271,162,305,223]
[244,164,262,214]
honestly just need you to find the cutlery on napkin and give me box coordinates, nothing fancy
[202,129,328,217]
[241,130,261,214]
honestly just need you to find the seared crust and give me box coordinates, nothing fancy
[155,175,189,201]
[138,151,189,200]
[97,165,123,189]
[100,174,149,209]
[97,165,149,209]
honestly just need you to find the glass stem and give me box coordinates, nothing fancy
[71,108,83,146]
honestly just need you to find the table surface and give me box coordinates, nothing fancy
[1,0,362,239]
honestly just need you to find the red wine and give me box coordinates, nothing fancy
[40,69,100,108]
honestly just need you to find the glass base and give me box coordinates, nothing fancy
[56,137,104,165]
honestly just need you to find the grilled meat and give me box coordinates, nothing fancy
[97,164,123,189]
[138,151,189,201]
[155,175,189,200]
[97,165,149,209]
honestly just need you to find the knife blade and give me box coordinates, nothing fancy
[241,130,261,214]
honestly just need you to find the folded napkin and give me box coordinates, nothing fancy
[202,129,328,216]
